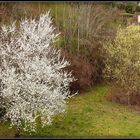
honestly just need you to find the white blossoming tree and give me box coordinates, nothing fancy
[0,11,76,135]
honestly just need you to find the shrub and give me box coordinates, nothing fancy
[103,25,140,101]
[136,5,140,12]
[61,50,95,92]
[0,11,76,134]
[125,3,136,14]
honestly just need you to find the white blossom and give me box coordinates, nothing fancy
[0,11,76,133]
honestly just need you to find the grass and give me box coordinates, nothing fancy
[1,84,140,138]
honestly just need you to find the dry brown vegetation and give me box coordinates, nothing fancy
[56,3,122,91]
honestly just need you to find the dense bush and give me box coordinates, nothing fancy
[136,5,140,12]
[61,50,96,92]
[125,3,136,14]
[103,25,140,102]
[0,12,75,133]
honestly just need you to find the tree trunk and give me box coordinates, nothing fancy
[15,128,20,138]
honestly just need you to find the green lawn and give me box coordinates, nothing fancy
[1,84,140,138]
